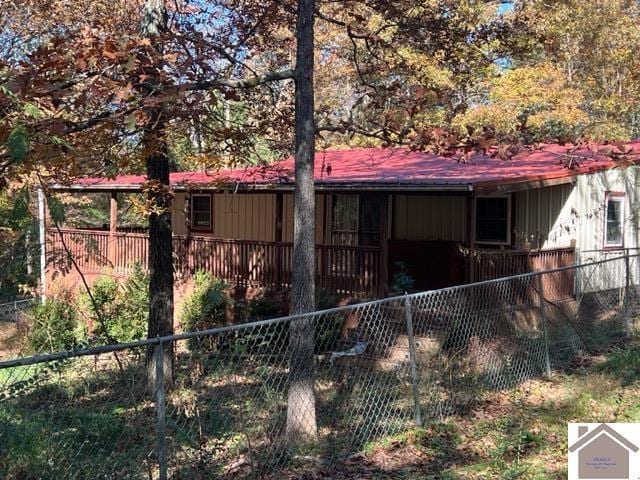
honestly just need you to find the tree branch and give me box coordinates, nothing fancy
[184,68,295,90]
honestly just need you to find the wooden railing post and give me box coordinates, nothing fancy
[108,192,118,268]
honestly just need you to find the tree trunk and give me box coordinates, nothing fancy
[286,0,317,443]
[141,0,174,389]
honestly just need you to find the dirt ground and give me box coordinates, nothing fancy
[265,345,640,480]
[0,319,25,360]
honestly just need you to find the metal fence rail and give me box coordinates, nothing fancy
[0,256,639,479]
[0,298,36,323]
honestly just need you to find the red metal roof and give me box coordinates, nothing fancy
[68,141,640,191]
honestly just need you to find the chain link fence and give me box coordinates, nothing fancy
[1,255,639,478]
[0,298,37,323]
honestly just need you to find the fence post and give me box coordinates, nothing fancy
[404,296,422,427]
[536,275,552,377]
[624,253,631,336]
[155,341,168,480]
[14,300,18,323]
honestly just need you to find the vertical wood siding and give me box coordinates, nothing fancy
[282,193,326,243]
[514,183,574,248]
[211,192,277,241]
[171,192,187,236]
[514,167,640,252]
[392,195,467,241]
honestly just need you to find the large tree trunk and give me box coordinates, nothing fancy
[142,0,174,389]
[286,0,317,443]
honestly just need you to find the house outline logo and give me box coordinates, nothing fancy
[569,423,640,479]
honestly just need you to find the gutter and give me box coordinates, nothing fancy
[49,182,474,193]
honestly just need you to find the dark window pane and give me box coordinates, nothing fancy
[476,197,509,243]
[359,194,382,246]
[191,195,211,229]
[332,195,359,245]
[606,198,623,244]
[192,195,211,213]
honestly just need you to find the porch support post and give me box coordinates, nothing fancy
[108,192,118,266]
[37,187,47,302]
[466,194,475,283]
[275,192,283,290]
[378,194,390,297]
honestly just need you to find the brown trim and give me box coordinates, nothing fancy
[108,192,118,264]
[190,193,213,233]
[510,192,516,248]
[275,192,283,243]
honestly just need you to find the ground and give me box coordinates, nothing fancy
[0,320,24,361]
[272,345,640,479]
[2,316,640,479]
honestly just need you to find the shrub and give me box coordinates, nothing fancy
[391,261,414,295]
[27,296,79,353]
[316,288,337,311]
[180,270,230,352]
[80,264,149,343]
[115,265,149,341]
[81,276,119,342]
[247,296,283,321]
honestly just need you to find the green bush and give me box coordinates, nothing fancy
[27,297,79,353]
[115,265,149,341]
[80,264,149,343]
[316,288,337,311]
[180,270,230,352]
[81,276,119,342]
[391,261,414,295]
[247,296,283,320]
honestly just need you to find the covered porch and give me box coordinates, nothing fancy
[46,185,577,300]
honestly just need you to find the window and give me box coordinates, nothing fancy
[332,194,359,245]
[190,194,212,232]
[475,196,511,245]
[604,192,624,247]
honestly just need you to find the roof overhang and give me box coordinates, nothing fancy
[473,174,577,194]
[49,181,475,193]
[49,162,629,195]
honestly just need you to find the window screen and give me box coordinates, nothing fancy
[475,197,510,244]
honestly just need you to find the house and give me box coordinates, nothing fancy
[569,423,639,479]
[46,141,640,304]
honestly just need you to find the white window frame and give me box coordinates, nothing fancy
[603,191,625,248]
[190,193,213,232]
[474,194,512,246]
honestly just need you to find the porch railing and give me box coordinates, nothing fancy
[47,228,381,298]
[469,247,576,300]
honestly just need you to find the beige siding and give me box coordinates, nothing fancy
[393,195,467,241]
[573,167,640,251]
[210,192,276,241]
[171,192,187,236]
[514,183,574,248]
[282,193,326,243]
[514,167,640,251]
